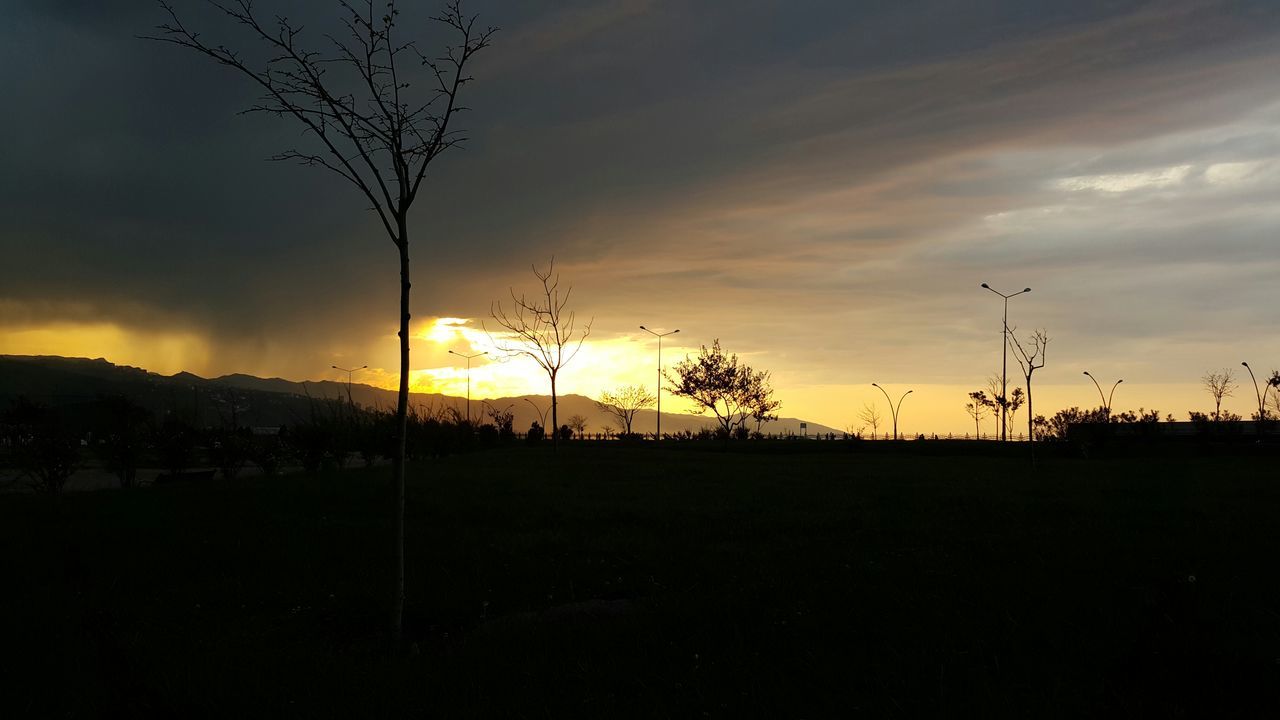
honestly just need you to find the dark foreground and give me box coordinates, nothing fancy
[3,445,1278,717]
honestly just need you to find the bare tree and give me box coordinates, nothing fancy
[1202,369,1236,421]
[985,374,1024,439]
[487,259,592,448]
[665,339,777,439]
[146,0,496,649]
[596,385,655,436]
[566,414,588,439]
[1009,328,1049,441]
[858,402,882,440]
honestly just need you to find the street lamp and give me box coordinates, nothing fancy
[522,397,550,433]
[1242,361,1266,421]
[640,326,680,441]
[871,383,913,440]
[332,364,367,407]
[448,350,487,424]
[1082,371,1122,417]
[980,283,1030,441]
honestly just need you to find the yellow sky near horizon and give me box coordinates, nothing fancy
[5,315,1272,436]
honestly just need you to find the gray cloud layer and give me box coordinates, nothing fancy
[4,0,1280,387]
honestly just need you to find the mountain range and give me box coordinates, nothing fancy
[0,355,840,436]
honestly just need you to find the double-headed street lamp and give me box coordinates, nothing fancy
[640,326,679,441]
[980,283,1030,441]
[332,364,367,407]
[522,397,550,430]
[448,350,487,425]
[1082,371,1122,417]
[871,383,913,440]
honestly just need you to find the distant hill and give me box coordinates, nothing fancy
[0,355,840,436]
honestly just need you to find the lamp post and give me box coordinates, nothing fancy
[1242,361,1266,421]
[980,283,1030,440]
[448,350,487,424]
[332,364,367,407]
[871,383,913,440]
[640,326,679,441]
[1082,371,1122,417]
[522,397,550,433]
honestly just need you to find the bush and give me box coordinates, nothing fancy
[526,422,544,443]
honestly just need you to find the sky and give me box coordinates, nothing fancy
[4,0,1280,435]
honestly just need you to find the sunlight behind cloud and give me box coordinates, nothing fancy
[368,319,705,414]
[0,322,211,376]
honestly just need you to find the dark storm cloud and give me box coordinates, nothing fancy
[3,0,1280,383]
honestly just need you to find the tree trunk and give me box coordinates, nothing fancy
[1026,379,1034,442]
[550,373,558,450]
[392,225,410,650]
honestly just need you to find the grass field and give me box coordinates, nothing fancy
[3,444,1278,717]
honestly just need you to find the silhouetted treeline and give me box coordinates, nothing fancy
[0,394,521,494]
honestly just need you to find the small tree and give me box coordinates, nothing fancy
[985,374,1024,439]
[968,390,996,437]
[596,385,655,436]
[1006,387,1026,439]
[1009,329,1048,441]
[665,339,777,439]
[1202,369,1236,421]
[566,414,588,439]
[488,259,592,450]
[964,394,986,438]
[858,402,882,440]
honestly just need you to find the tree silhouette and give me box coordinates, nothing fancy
[487,259,592,449]
[596,385,655,436]
[566,414,588,439]
[1202,369,1236,421]
[146,0,495,649]
[665,339,777,439]
[1269,371,1280,419]
[858,402,882,440]
[964,392,987,438]
[1009,329,1048,441]
[984,374,1024,439]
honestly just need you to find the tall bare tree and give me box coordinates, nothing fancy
[858,402,882,440]
[1009,328,1049,441]
[487,259,592,448]
[1202,369,1236,421]
[596,385,655,436]
[146,0,495,648]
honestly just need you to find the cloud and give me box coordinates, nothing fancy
[4,0,1280,431]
